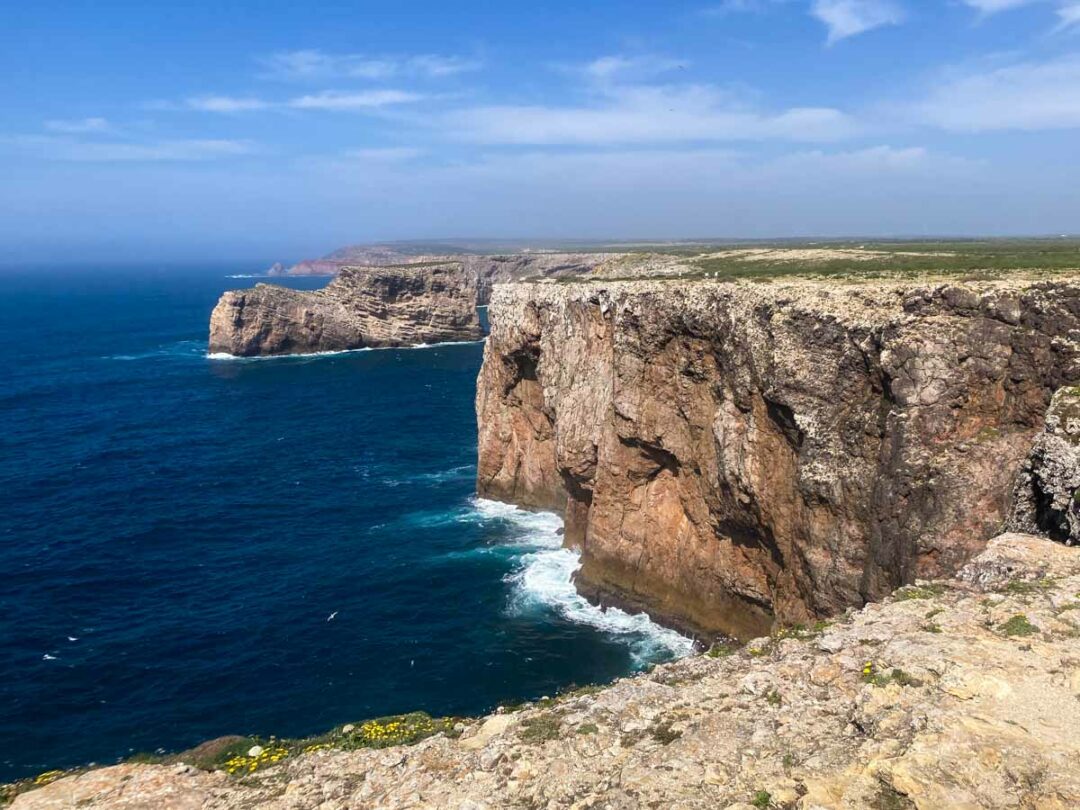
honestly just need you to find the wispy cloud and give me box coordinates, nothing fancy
[913,54,1080,131]
[572,55,687,82]
[184,96,271,113]
[44,117,111,134]
[156,90,425,113]
[959,0,1039,13]
[342,147,426,161]
[288,90,425,110]
[1057,2,1080,28]
[1,135,257,162]
[442,82,856,144]
[699,0,789,15]
[810,0,905,43]
[258,49,481,81]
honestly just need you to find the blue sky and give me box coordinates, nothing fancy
[3,0,1080,262]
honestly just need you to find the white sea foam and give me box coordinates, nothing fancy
[206,340,485,361]
[469,498,694,665]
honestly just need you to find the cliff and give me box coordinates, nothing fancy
[208,262,483,357]
[476,278,1080,638]
[11,534,1080,809]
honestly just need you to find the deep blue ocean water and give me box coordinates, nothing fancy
[0,267,690,782]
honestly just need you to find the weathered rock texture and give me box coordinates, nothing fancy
[1011,385,1080,545]
[13,535,1080,809]
[477,279,1080,638]
[208,263,483,357]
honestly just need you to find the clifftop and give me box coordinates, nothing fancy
[10,534,1080,808]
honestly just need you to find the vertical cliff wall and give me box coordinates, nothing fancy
[476,279,1080,638]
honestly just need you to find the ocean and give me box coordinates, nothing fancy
[0,266,691,782]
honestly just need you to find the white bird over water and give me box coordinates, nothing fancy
[67,636,79,642]
[43,654,57,660]
[327,611,338,622]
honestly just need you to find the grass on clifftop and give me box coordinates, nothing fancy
[540,238,1080,285]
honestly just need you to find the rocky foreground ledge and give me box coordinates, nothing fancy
[208,262,483,357]
[10,534,1079,809]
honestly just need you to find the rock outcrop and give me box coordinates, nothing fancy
[476,278,1080,638]
[1011,385,1080,545]
[12,534,1080,809]
[208,263,483,357]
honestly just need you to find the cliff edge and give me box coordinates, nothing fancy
[476,278,1080,639]
[208,262,483,357]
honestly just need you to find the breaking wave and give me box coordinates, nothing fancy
[468,498,694,666]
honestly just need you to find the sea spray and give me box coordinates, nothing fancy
[469,498,695,665]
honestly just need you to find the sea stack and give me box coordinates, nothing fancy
[208,262,484,357]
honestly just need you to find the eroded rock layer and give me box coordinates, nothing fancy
[476,279,1080,637]
[208,263,483,357]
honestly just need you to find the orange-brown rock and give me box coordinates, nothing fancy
[476,278,1080,638]
[208,262,483,357]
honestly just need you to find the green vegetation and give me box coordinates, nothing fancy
[861,662,924,688]
[576,723,599,735]
[751,788,774,808]
[765,689,783,707]
[706,642,736,658]
[999,614,1040,637]
[688,239,1080,282]
[649,719,683,745]
[518,714,562,744]
[894,583,946,601]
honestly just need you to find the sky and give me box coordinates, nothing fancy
[2,0,1080,263]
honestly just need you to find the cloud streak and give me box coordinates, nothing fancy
[441,83,857,144]
[811,0,905,43]
[257,49,481,81]
[913,54,1080,131]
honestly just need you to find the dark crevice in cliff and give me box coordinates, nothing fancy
[764,398,804,450]
[618,437,681,481]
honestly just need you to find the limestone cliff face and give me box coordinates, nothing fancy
[208,263,483,357]
[476,279,1080,638]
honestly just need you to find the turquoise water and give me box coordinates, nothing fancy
[0,267,690,781]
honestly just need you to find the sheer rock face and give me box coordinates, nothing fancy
[1011,386,1080,545]
[208,263,483,357]
[476,279,1080,638]
[14,535,1080,810]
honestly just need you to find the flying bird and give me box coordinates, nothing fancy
[327,611,338,622]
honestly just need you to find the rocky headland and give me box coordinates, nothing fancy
[208,262,483,357]
[476,278,1080,639]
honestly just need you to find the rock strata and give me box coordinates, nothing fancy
[476,278,1080,638]
[12,534,1080,809]
[208,263,483,357]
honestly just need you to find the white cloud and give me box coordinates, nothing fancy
[1,135,256,162]
[258,49,481,81]
[44,117,111,134]
[959,0,1039,13]
[288,90,425,110]
[810,0,905,43]
[185,96,271,113]
[576,55,686,82]
[915,55,1080,130]
[342,147,425,161]
[442,83,856,144]
[1057,2,1080,28]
